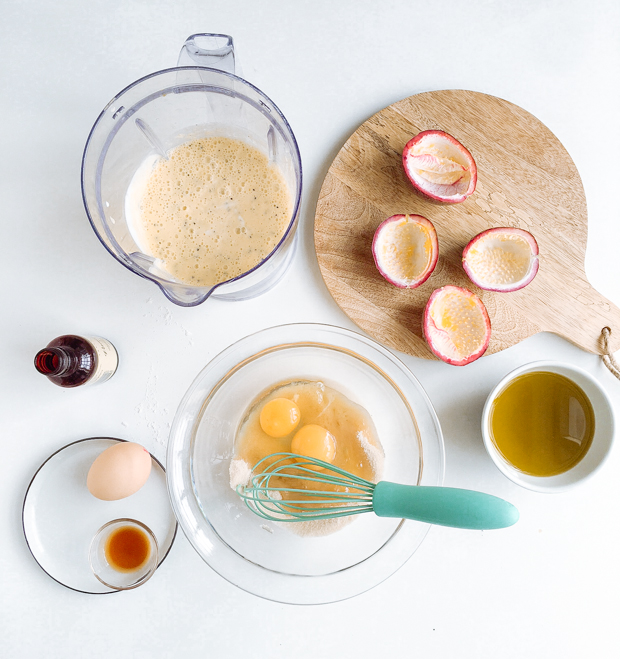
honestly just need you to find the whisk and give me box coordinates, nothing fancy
[237,453,518,530]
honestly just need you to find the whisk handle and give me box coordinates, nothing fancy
[372,482,519,530]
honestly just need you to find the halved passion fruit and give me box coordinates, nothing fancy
[462,227,539,292]
[372,214,439,288]
[403,130,477,203]
[423,286,491,366]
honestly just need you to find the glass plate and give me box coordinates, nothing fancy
[22,437,177,594]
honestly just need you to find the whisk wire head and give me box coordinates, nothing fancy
[237,452,377,522]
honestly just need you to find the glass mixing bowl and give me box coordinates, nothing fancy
[167,324,444,604]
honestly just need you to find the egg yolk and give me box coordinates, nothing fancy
[291,424,337,465]
[259,398,301,438]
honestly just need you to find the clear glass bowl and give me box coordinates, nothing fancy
[89,518,159,590]
[167,323,445,604]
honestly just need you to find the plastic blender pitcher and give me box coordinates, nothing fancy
[81,34,302,307]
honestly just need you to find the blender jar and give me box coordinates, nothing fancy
[81,34,302,307]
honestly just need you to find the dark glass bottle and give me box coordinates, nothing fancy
[34,335,118,388]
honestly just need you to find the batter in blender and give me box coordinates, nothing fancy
[126,136,292,287]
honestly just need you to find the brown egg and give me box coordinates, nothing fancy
[87,442,152,501]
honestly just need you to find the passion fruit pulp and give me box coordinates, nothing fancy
[462,227,539,292]
[423,285,491,366]
[372,214,439,288]
[403,130,477,203]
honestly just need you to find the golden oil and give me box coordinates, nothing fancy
[489,371,595,476]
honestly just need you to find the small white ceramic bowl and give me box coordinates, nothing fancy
[482,361,614,493]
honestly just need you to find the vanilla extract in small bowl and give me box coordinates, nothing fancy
[105,524,151,572]
[482,361,614,492]
[89,519,158,590]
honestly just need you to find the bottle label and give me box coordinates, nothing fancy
[84,336,119,385]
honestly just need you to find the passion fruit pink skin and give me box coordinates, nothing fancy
[423,285,491,366]
[403,130,477,203]
[462,227,539,292]
[372,214,439,289]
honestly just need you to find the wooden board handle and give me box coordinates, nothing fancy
[541,275,620,355]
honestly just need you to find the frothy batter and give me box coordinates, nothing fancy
[126,137,292,287]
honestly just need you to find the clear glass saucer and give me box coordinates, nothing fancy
[22,438,177,594]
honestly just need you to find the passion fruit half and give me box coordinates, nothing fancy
[372,214,439,288]
[462,227,539,292]
[423,285,491,366]
[403,130,477,203]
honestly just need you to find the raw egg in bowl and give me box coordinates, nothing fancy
[166,323,444,604]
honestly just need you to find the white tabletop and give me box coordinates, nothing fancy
[2,0,620,656]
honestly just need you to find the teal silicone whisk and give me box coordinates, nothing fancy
[237,453,519,530]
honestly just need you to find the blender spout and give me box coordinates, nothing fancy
[177,34,235,74]
[158,282,215,308]
[130,252,214,307]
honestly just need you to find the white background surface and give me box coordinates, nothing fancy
[2,0,620,656]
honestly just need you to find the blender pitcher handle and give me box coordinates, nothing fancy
[177,34,236,74]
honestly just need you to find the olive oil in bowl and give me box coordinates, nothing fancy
[489,371,595,477]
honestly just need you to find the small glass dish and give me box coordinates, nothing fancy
[89,518,159,590]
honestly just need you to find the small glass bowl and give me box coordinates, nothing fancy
[89,518,159,590]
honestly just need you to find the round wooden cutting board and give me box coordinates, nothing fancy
[314,90,620,359]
